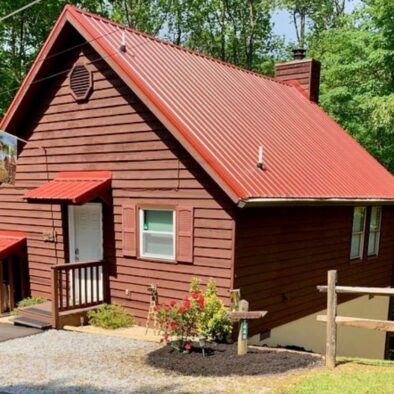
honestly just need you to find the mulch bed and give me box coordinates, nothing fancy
[147,342,322,377]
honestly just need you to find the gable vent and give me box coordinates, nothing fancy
[69,64,92,101]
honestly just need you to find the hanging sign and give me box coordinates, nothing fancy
[0,132,17,185]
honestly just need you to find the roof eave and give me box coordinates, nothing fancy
[238,197,394,208]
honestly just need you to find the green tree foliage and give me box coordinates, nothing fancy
[0,0,283,114]
[308,2,394,171]
[111,0,167,34]
[0,0,109,113]
[279,0,349,48]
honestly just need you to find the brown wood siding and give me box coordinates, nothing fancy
[0,40,235,320]
[234,206,394,337]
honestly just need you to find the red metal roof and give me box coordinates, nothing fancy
[24,171,112,204]
[0,230,26,259]
[3,6,394,203]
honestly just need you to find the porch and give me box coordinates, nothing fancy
[14,260,108,329]
[15,171,113,329]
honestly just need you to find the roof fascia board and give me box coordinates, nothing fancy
[239,198,394,208]
[0,8,70,131]
[66,11,241,205]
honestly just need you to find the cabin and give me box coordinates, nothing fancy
[0,6,393,359]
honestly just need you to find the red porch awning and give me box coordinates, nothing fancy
[24,171,112,204]
[0,230,26,259]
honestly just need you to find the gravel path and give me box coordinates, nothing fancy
[0,330,281,394]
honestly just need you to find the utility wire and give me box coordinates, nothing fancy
[0,36,147,102]
[0,0,42,23]
[0,48,122,101]
[0,29,130,100]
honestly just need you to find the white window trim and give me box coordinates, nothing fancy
[350,206,367,260]
[139,208,176,261]
[367,207,382,257]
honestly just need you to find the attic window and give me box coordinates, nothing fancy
[69,64,92,101]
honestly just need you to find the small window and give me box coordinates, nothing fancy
[350,207,366,260]
[139,209,175,260]
[368,206,382,256]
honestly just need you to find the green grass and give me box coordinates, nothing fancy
[284,357,394,394]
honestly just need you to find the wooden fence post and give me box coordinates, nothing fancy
[326,270,338,368]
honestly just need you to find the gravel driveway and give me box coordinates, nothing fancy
[0,330,273,394]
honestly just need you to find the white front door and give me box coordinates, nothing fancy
[68,203,103,263]
[68,203,103,304]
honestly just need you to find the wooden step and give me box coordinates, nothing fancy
[13,316,52,330]
[18,302,53,324]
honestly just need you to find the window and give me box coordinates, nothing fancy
[139,209,175,260]
[350,207,366,260]
[368,206,382,256]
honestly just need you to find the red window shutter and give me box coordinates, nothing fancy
[122,205,137,257]
[176,206,194,263]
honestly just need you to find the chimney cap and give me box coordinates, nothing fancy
[292,48,306,61]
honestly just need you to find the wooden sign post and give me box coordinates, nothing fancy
[228,299,268,356]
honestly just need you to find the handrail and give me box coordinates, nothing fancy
[317,285,394,297]
[51,260,104,270]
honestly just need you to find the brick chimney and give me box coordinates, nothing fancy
[275,49,321,103]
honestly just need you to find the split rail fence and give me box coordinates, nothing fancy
[317,270,394,368]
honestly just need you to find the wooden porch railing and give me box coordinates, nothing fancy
[51,260,106,328]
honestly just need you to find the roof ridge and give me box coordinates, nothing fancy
[67,5,292,89]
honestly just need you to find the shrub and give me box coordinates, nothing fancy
[13,296,46,315]
[87,304,134,329]
[156,291,203,352]
[197,279,233,341]
[156,278,233,352]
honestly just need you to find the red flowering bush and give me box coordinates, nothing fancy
[156,288,205,352]
[156,278,233,353]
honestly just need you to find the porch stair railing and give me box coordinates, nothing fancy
[51,260,107,328]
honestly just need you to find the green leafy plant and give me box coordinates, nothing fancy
[12,296,46,315]
[197,279,233,341]
[87,304,134,329]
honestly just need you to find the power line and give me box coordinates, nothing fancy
[0,0,42,23]
[0,37,149,102]
[0,28,126,100]
[0,49,123,100]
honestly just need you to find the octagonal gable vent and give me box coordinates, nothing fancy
[69,64,92,101]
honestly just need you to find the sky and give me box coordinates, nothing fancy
[272,0,361,44]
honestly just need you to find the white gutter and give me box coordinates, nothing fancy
[238,197,394,208]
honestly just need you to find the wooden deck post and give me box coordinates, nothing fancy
[51,267,59,329]
[0,260,3,314]
[8,257,15,311]
[326,270,338,368]
[20,252,28,300]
